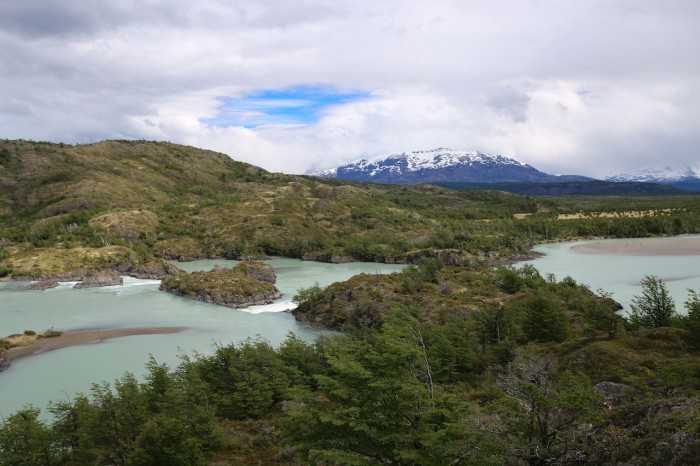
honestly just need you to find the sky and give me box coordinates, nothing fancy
[1,0,699,178]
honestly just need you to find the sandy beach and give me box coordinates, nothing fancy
[571,236,700,256]
[1,327,185,368]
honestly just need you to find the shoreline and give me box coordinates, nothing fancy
[570,236,700,256]
[0,327,186,371]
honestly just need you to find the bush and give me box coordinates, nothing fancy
[628,275,676,329]
[39,328,63,339]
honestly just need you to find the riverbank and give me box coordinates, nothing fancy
[0,327,186,371]
[571,236,700,255]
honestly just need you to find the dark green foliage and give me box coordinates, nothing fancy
[193,339,294,420]
[628,275,677,328]
[0,407,54,466]
[583,289,624,338]
[519,292,570,343]
[285,311,503,465]
[678,289,700,351]
[495,266,525,293]
[423,319,478,383]
[473,305,522,363]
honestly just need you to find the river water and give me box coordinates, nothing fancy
[0,259,403,419]
[520,236,700,312]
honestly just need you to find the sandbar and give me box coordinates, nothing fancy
[571,237,700,256]
[1,327,185,367]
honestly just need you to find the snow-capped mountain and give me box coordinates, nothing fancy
[310,148,592,184]
[606,165,700,183]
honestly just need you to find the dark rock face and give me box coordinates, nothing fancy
[594,381,640,409]
[74,270,123,289]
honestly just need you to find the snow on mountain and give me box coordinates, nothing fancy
[606,164,700,183]
[309,148,591,184]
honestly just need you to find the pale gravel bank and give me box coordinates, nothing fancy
[1,327,186,368]
[571,236,700,256]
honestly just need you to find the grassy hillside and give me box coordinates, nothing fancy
[2,139,700,278]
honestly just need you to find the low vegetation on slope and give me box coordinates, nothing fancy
[2,139,700,278]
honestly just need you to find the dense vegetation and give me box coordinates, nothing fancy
[3,264,700,464]
[3,139,700,464]
[436,180,695,196]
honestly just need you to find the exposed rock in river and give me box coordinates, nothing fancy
[74,270,123,289]
[26,279,59,290]
[159,261,281,308]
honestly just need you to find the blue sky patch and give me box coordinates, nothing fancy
[201,85,369,128]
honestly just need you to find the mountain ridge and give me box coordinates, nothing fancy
[606,164,700,192]
[310,148,593,184]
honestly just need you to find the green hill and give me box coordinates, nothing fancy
[1,139,700,278]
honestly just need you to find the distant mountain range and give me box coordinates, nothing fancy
[309,149,700,192]
[606,165,700,191]
[309,148,593,184]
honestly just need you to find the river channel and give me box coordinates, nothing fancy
[0,259,403,419]
[2,236,700,420]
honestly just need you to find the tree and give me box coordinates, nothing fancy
[628,275,676,329]
[679,289,700,350]
[520,292,570,343]
[0,407,55,466]
[494,352,602,465]
[286,310,502,465]
[584,289,624,338]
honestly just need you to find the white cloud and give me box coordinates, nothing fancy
[0,0,698,178]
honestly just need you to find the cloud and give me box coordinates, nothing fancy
[0,0,698,178]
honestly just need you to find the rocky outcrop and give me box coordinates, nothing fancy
[160,261,282,309]
[232,261,277,283]
[594,381,640,409]
[74,270,123,289]
[116,261,182,279]
[26,279,59,290]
